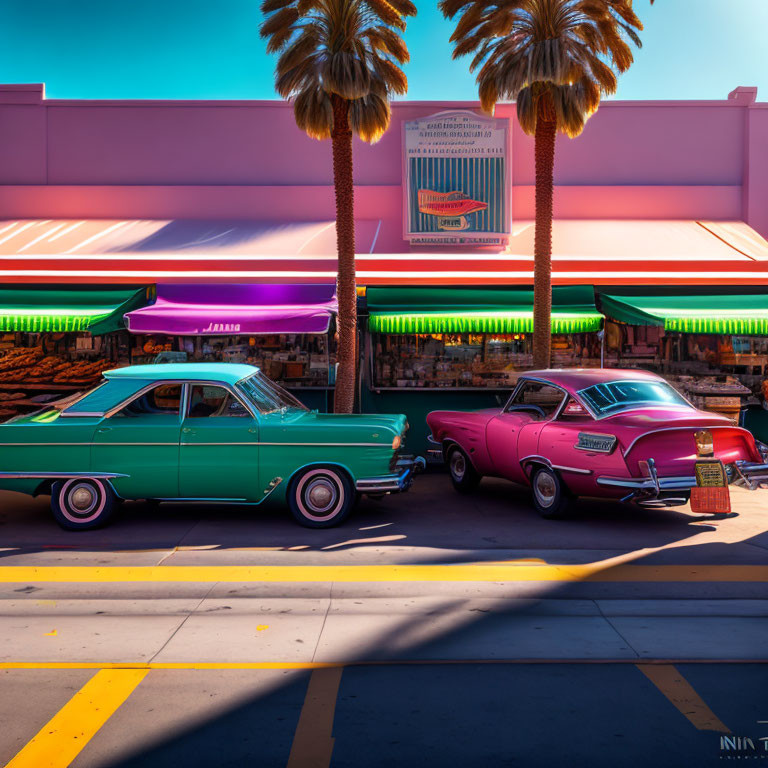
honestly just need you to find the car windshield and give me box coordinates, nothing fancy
[578,379,690,417]
[237,371,308,414]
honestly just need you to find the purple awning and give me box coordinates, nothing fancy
[124,284,337,335]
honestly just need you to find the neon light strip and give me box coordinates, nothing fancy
[0,253,750,263]
[369,311,603,335]
[0,270,763,280]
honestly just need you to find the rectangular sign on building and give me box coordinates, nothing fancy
[403,110,510,246]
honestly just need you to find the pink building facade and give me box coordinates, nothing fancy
[0,82,766,285]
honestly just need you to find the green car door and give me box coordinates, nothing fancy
[91,382,183,499]
[178,383,261,500]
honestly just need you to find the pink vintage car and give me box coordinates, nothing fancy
[426,369,768,518]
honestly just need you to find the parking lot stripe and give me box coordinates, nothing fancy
[3,668,148,768]
[636,664,731,733]
[1,564,767,583]
[286,667,343,768]
[0,660,766,670]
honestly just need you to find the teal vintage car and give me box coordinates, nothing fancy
[0,363,424,530]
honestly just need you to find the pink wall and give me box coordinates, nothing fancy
[0,83,765,237]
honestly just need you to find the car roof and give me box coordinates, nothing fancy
[104,363,259,386]
[521,368,664,394]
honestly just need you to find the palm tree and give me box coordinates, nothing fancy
[260,0,416,412]
[439,0,643,368]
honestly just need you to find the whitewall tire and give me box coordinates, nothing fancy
[530,466,574,519]
[288,467,354,528]
[447,445,481,493]
[50,478,117,531]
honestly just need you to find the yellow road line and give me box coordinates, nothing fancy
[286,667,343,768]
[1,564,767,583]
[637,664,731,733]
[3,668,148,768]
[0,660,766,671]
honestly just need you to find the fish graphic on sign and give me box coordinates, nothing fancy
[417,189,488,231]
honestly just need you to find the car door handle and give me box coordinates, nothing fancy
[248,428,258,434]
[182,427,194,434]
[97,427,111,434]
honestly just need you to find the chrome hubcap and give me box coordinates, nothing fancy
[534,471,557,508]
[306,478,337,514]
[69,484,97,515]
[450,451,466,481]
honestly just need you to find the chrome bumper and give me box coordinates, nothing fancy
[597,456,768,504]
[356,454,426,494]
[426,434,444,464]
[727,460,768,490]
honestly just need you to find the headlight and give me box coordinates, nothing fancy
[392,435,402,450]
[756,440,768,462]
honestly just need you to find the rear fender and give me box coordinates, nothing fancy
[625,425,760,475]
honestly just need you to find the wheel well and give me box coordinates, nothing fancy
[521,459,552,481]
[32,477,122,499]
[443,440,480,472]
[287,463,354,492]
[33,479,54,497]
[522,460,574,496]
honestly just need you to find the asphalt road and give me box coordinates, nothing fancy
[1,474,768,767]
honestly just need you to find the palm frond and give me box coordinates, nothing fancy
[293,86,333,140]
[442,0,645,137]
[349,91,391,142]
[260,0,415,144]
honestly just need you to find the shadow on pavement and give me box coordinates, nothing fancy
[0,473,731,565]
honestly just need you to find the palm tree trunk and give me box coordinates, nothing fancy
[532,93,557,370]
[330,93,357,414]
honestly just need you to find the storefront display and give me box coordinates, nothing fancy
[124,284,338,405]
[599,291,768,423]
[363,285,604,455]
[367,286,603,391]
[0,287,151,420]
[372,331,602,389]
[127,331,334,388]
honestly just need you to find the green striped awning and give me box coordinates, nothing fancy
[0,287,153,335]
[600,294,768,335]
[367,286,603,335]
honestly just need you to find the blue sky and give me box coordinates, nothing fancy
[0,0,766,101]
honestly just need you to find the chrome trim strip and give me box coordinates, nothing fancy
[0,440,389,448]
[622,425,755,459]
[59,411,106,418]
[182,441,387,447]
[181,442,259,446]
[98,442,178,446]
[519,456,592,477]
[520,454,553,469]
[0,471,128,480]
[596,474,696,491]
[156,497,249,502]
[551,464,593,475]
[0,442,95,446]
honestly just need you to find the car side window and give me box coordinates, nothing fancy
[113,384,182,418]
[187,385,250,418]
[507,382,565,420]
